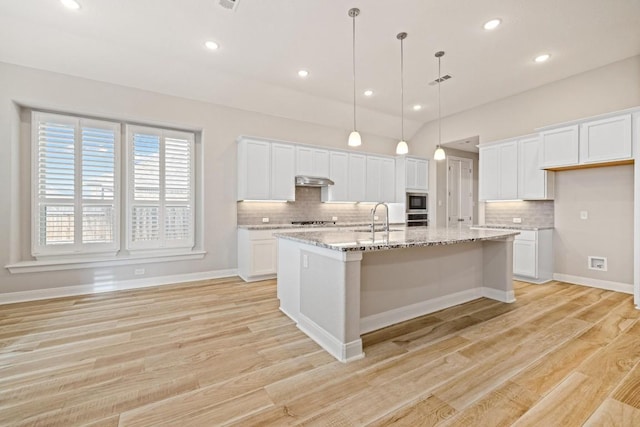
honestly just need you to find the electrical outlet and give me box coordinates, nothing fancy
[588,256,607,271]
[512,217,522,224]
[332,216,338,221]
[374,215,379,220]
[134,268,145,275]
[302,254,308,268]
[580,211,588,220]
[262,217,269,223]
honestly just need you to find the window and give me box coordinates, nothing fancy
[126,126,195,251]
[32,112,120,257]
[30,111,196,261]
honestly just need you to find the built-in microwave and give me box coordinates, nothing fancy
[406,192,428,212]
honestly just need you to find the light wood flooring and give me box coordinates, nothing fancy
[1,278,640,426]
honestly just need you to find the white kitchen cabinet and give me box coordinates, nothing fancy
[579,114,632,164]
[395,156,429,202]
[539,125,580,168]
[321,151,349,202]
[518,136,554,200]
[296,146,330,177]
[237,228,278,282]
[365,156,395,203]
[478,141,518,200]
[348,153,367,202]
[512,229,553,283]
[237,138,295,201]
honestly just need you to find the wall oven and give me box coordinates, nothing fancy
[406,192,428,227]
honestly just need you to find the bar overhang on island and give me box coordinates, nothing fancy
[275,227,520,362]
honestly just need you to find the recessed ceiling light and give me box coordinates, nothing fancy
[412,104,422,111]
[363,89,373,97]
[483,18,501,30]
[205,41,220,50]
[298,70,309,78]
[534,53,551,63]
[60,0,81,10]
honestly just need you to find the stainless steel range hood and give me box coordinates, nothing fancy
[295,176,335,187]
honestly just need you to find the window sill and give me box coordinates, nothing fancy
[5,250,207,274]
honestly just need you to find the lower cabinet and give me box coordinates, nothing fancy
[237,229,278,282]
[512,229,553,283]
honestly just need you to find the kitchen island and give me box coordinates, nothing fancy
[275,226,519,362]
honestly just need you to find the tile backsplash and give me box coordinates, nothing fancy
[483,200,554,227]
[237,187,379,225]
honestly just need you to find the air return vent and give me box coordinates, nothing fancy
[218,0,240,11]
[429,74,452,86]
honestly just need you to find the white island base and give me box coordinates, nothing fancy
[277,233,516,362]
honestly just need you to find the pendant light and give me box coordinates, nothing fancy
[433,51,446,161]
[347,8,362,147]
[395,32,409,155]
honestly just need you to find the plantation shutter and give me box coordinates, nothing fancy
[32,112,120,257]
[127,126,194,251]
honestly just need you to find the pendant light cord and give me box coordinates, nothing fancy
[352,12,357,132]
[400,36,404,142]
[438,53,441,147]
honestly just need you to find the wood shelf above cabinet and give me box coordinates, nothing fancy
[543,158,634,171]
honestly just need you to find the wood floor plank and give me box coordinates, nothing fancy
[583,398,640,427]
[367,394,456,426]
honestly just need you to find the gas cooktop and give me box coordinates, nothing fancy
[290,220,336,226]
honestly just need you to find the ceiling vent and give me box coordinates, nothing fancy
[218,0,240,11]
[429,74,452,86]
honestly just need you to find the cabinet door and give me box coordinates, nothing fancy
[250,239,277,276]
[239,139,270,200]
[518,137,547,199]
[513,239,537,278]
[580,114,632,164]
[348,153,367,202]
[479,145,499,200]
[415,159,428,191]
[270,143,296,200]
[499,141,518,199]
[323,151,349,201]
[539,125,579,168]
[295,146,314,175]
[380,158,396,202]
[365,156,382,202]
[312,149,330,177]
[405,158,417,189]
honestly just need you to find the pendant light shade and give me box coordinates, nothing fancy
[433,50,446,161]
[395,32,409,155]
[347,8,362,147]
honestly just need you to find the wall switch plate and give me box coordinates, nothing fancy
[512,217,522,223]
[332,216,338,221]
[134,268,145,275]
[262,217,269,223]
[580,211,588,220]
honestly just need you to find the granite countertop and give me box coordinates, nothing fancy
[238,222,404,231]
[471,224,554,231]
[274,226,519,252]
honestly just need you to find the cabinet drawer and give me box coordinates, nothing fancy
[514,230,537,241]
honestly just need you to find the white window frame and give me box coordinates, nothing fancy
[125,125,195,253]
[31,111,121,259]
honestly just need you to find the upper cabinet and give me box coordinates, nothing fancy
[479,141,518,200]
[295,146,330,177]
[395,156,429,202]
[479,136,554,201]
[348,153,367,202]
[539,125,579,169]
[321,151,349,202]
[365,156,395,203]
[237,137,295,201]
[579,114,632,164]
[518,136,554,200]
[538,110,634,170]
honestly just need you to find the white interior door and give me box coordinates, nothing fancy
[448,157,473,226]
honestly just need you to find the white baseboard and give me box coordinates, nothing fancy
[238,273,276,283]
[513,275,553,285]
[481,287,516,303]
[0,269,238,305]
[297,313,364,363]
[553,273,633,295]
[360,289,483,334]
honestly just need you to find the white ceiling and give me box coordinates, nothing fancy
[1,0,639,140]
